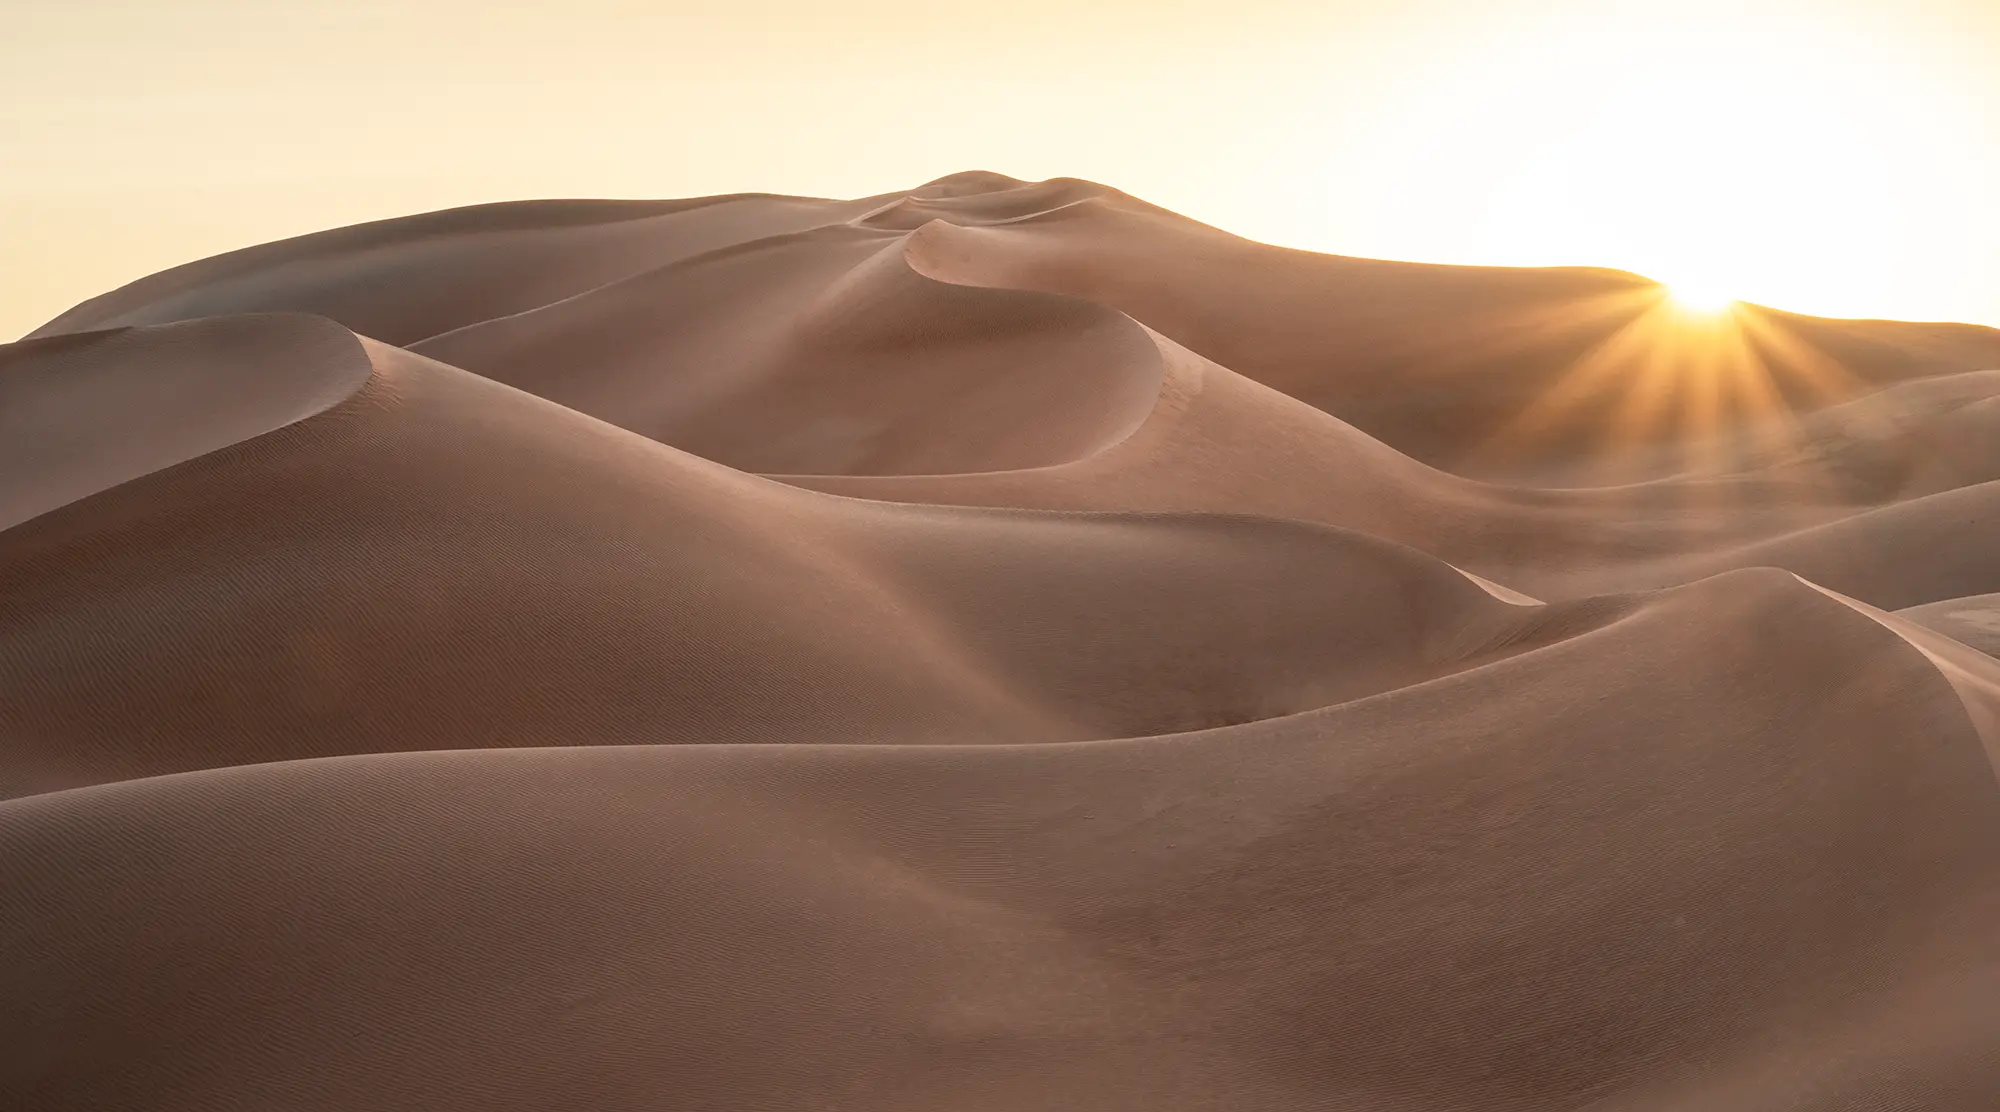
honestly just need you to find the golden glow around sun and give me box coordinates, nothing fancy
[1460,278,1872,480]
[1667,280,1737,315]
[1222,3,2000,327]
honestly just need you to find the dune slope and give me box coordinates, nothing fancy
[4,172,1999,1111]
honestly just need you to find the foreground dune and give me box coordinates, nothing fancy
[4,173,1998,1110]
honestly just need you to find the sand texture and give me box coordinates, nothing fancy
[5,172,1999,1110]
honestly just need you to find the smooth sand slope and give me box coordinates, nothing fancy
[4,172,1999,1111]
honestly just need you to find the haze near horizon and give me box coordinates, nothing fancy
[4,0,1997,340]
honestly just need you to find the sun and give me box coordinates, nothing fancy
[1666,278,1737,315]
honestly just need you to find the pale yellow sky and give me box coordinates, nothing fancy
[4,0,1997,339]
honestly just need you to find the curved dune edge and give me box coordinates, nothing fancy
[0,314,371,534]
[1896,593,2000,658]
[765,319,1200,484]
[773,232,1167,474]
[1451,566,1544,605]
[1796,576,2000,776]
[849,179,1110,233]
[405,226,1170,477]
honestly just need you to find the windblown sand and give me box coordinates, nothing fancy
[4,172,1999,1110]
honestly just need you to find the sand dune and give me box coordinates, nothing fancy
[1902,593,2000,658]
[4,172,1998,1110]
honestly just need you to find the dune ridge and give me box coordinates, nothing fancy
[4,172,1998,1110]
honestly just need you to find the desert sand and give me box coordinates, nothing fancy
[3,172,1998,1110]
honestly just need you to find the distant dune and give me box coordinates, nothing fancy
[5,172,1998,1110]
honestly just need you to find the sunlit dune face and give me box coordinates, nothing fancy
[1464,281,1867,478]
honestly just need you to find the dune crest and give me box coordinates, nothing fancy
[4,173,1999,1111]
[0,313,370,532]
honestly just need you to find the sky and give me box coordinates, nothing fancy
[4,0,1997,339]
